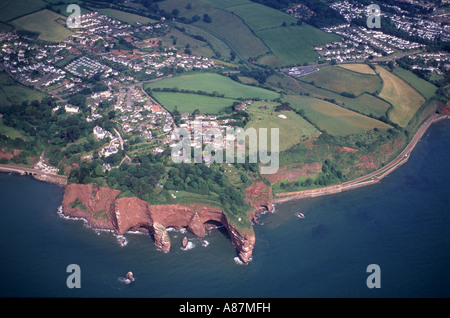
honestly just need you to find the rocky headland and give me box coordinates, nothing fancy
[61,182,273,264]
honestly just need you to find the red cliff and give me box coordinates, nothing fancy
[61,184,265,264]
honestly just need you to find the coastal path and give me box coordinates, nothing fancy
[274,113,443,203]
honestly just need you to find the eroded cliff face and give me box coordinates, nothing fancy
[245,181,274,220]
[61,183,120,231]
[61,184,264,264]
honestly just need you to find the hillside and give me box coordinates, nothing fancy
[159,0,341,65]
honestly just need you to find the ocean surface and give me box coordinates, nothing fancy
[0,119,449,298]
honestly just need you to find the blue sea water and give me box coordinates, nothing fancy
[0,120,449,298]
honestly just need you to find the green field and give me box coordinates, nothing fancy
[255,24,341,65]
[145,73,280,100]
[302,65,382,96]
[284,95,392,136]
[272,73,391,118]
[245,101,320,152]
[159,0,341,65]
[11,9,74,42]
[338,63,377,75]
[393,67,438,100]
[202,0,252,9]
[151,92,237,114]
[376,66,425,127]
[0,0,47,22]
[221,2,297,31]
[160,0,269,60]
[0,118,30,140]
[172,22,232,59]
[0,69,47,106]
[97,8,157,25]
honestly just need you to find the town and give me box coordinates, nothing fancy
[0,2,448,177]
[0,11,219,174]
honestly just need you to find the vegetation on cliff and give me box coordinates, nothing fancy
[67,151,254,230]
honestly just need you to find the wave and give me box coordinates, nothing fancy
[115,234,128,247]
[57,205,114,236]
[167,227,187,234]
[118,277,134,285]
[202,240,209,247]
[181,241,195,251]
[234,256,252,265]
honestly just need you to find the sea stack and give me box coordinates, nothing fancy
[182,236,188,249]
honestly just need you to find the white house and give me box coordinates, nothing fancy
[65,105,79,113]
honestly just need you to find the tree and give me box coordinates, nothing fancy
[203,13,212,23]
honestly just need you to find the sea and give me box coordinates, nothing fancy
[0,119,449,299]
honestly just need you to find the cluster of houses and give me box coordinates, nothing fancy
[319,24,425,62]
[93,125,121,157]
[285,3,314,20]
[1,38,68,89]
[65,56,109,78]
[406,52,450,75]
[170,113,241,163]
[111,86,175,145]
[329,0,449,42]
[314,37,384,62]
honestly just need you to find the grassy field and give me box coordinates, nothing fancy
[97,8,157,25]
[145,73,280,100]
[0,0,47,22]
[11,9,74,42]
[0,119,31,140]
[160,0,269,60]
[302,65,382,96]
[284,95,392,136]
[255,24,341,65]
[151,92,237,114]
[376,66,425,127]
[0,69,47,106]
[162,25,214,57]
[221,2,297,31]
[160,0,341,65]
[202,0,252,9]
[245,101,320,152]
[270,73,391,118]
[173,22,232,59]
[393,67,438,100]
[193,7,270,60]
[338,63,377,75]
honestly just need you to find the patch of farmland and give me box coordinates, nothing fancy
[302,66,382,96]
[255,24,341,65]
[145,73,280,100]
[284,95,392,136]
[150,92,238,114]
[11,9,74,42]
[376,66,425,127]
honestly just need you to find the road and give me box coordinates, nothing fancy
[0,163,68,185]
[275,113,441,202]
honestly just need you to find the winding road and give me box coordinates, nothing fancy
[274,113,444,203]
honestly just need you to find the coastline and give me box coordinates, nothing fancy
[0,114,447,206]
[0,164,67,186]
[273,113,448,204]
